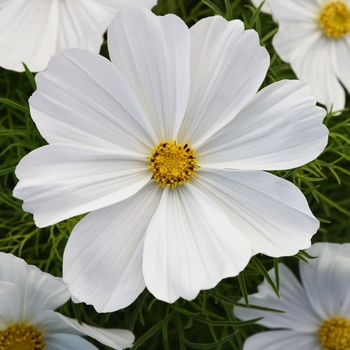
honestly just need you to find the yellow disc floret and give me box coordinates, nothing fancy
[0,324,44,350]
[319,1,350,39]
[318,316,350,350]
[148,140,198,188]
[0,324,45,350]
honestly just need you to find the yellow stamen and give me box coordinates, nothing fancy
[148,140,198,188]
[319,1,350,39]
[0,324,44,350]
[318,316,350,350]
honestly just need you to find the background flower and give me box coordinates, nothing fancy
[268,0,350,113]
[13,8,328,313]
[0,0,157,72]
[234,242,350,350]
[0,252,134,349]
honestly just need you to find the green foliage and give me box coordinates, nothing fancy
[1,0,350,349]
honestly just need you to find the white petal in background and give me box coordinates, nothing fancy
[30,49,157,154]
[198,80,328,170]
[242,331,319,350]
[63,183,162,312]
[285,35,345,113]
[0,0,59,71]
[192,169,319,257]
[333,37,350,98]
[35,310,134,350]
[58,313,134,350]
[0,253,69,322]
[14,144,151,227]
[143,184,251,303]
[300,243,350,320]
[0,0,157,72]
[178,16,269,147]
[269,0,345,112]
[108,8,191,141]
[234,264,320,331]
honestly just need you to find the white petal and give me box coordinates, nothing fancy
[143,184,251,303]
[0,0,156,72]
[44,334,98,350]
[333,38,350,96]
[33,310,81,336]
[198,80,328,170]
[300,242,350,320]
[14,144,151,227]
[0,281,21,328]
[0,0,59,72]
[0,253,69,322]
[30,48,156,154]
[268,0,320,27]
[269,0,344,112]
[192,169,319,257]
[0,1,11,11]
[63,182,162,312]
[242,331,319,350]
[288,36,344,112]
[58,313,134,350]
[178,16,269,147]
[234,264,320,331]
[108,8,190,141]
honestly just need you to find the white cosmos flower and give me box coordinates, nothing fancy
[234,242,350,350]
[250,0,271,14]
[267,0,350,113]
[13,8,328,312]
[0,252,134,350]
[0,0,157,72]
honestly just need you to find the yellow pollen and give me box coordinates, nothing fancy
[319,1,350,38]
[148,140,198,188]
[318,316,350,350]
[0,324,44,350]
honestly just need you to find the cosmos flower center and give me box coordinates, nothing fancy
[0,323,44,350]
[318,1,350,38]
[148,140,198,188]
[318,316,350,349]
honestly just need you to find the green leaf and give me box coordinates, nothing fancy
[170,305,200,317]
[191,315,263,327]
[0,192,22,210]
[260,27,279,44]
[251,256,280,298]
[201,0,224,17]
[22,62,36,90]
[246,2,264,29]
[208,291,285,313]
[224,0,232,20]
[185,331,238,349]
[131,312,175,350]
[0,98,29,113]
[0,166,15,176]
[315,190,350,217]
[274,258,280,291]
[238,272,249,306]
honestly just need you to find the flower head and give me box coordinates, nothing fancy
[267,0,350,112]
[0,0,157,72]
[13,8,328,312]
[0,252,134,349]
[234,242,350,350]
